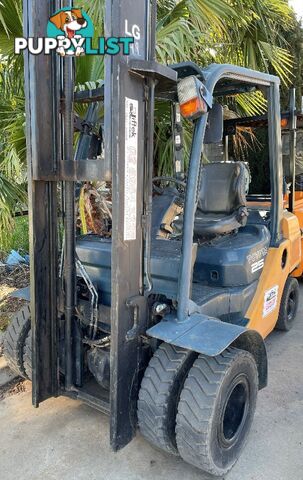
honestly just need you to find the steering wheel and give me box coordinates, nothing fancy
[152,176,186,195]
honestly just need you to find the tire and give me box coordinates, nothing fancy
[23,333,32,380]
[138,343,196,455]
[3,304,31,378]
[176,348,258,476]
[275,277,299,331]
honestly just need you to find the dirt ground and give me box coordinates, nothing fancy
[0,265,29,331]
[0,287,303,480]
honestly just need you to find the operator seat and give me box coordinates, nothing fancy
[194,161,249,237]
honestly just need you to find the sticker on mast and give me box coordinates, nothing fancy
[124,98,139,242]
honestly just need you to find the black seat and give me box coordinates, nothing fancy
[194,161,249,236]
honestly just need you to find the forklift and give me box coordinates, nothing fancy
[223,87,303,274]
[3,0,302,476]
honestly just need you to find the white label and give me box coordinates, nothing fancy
[251,259,264,273]
[124,98,138,241]
[125,20,141,40]
[263,286,279,317]
[125,20,141,56]
[247,247,268,265]
[175,160,181,173]
[175,134,181,146]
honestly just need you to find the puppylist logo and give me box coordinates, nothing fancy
[15,7,135,57]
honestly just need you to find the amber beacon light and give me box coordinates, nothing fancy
[178,76,212,120]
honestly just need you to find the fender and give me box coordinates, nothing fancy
[147,313,267,389]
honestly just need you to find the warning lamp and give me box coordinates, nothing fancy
[177,76,212,120]
[281,118,288,128]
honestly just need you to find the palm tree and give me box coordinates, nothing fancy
[0,1,25,246]
[0,0,300,245]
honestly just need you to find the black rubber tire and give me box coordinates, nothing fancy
[138,343,197,455]
[176,348,258,476]
[275,277,299,331]
[23,333,32,380]
[3,304,31,378]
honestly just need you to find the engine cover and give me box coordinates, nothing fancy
[76,236,197,305]
[193,225,270,287]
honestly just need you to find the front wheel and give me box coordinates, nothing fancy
[176,347,258,476]
[3,305,31,379]
[138,343,196,455]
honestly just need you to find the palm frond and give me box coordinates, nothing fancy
[0,173,26,246]
[0,0,300,245]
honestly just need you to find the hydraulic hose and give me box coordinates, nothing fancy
[63,54,76,390]
[144,0,157,294]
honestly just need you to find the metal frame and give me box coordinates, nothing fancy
[24,0,179,449]
[24,0,61,405]
[288,88,297,212]
[105,0,153,451]
[177,64,283,321]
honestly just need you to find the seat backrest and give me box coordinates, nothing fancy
[197,161,247,214]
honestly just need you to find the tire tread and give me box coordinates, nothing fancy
[176,347,257,476]
[138,343,196,455]
[23,333,32,380]
[3,304,31,378]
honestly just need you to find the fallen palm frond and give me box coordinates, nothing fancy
[78,182,112,237]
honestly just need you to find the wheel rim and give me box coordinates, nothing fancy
[287,289,297,323]
[219,375,250,449]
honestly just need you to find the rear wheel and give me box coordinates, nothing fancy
[275,277,299,331]
[3,304,31,378]
[138,343,196,455]
[176,348,258,476]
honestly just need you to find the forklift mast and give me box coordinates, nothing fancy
[23,0,171,450]
[288,88,297,213]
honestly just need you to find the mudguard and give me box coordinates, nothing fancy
[147,313,267,389]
